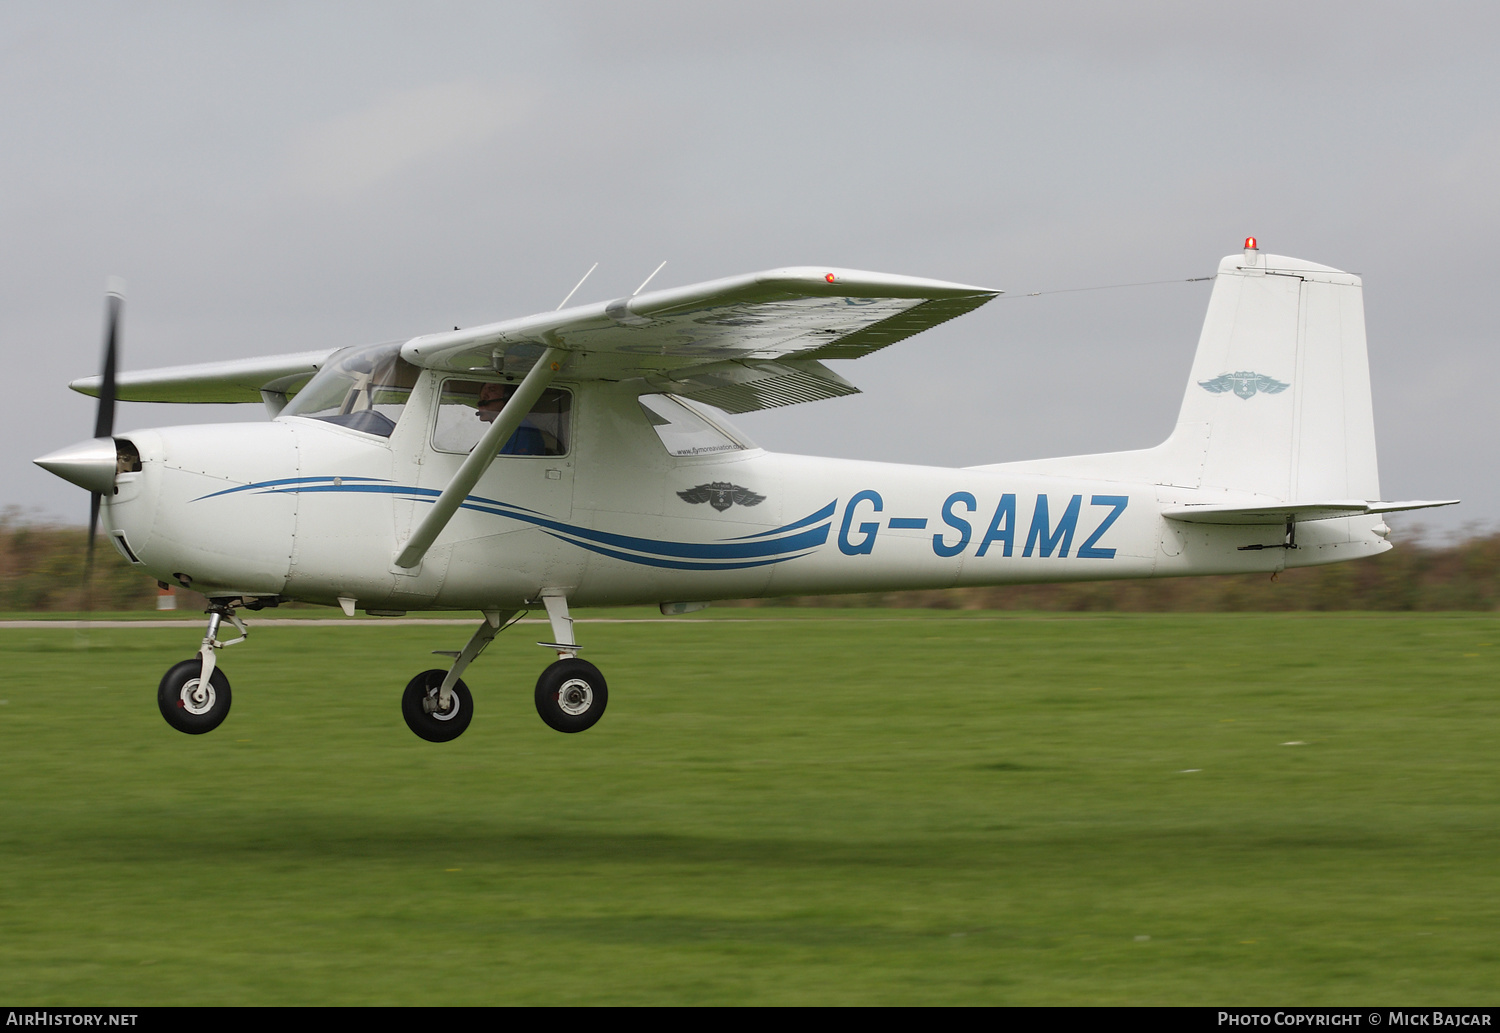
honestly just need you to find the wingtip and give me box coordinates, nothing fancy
[756,267,1001,298]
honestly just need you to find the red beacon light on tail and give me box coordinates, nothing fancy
[1244,237,1258,250]
[1244,236,1259,263]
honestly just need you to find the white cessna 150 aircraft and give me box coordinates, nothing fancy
[35,240,1455,742]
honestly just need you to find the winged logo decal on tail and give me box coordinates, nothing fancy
[677,482,766,512]
[1198,371,1289,400]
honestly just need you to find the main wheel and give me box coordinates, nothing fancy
[535,658,608,733]
[402,669,473,742]
[158,658,232,735]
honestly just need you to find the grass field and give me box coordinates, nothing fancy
[0,610,1496,1005]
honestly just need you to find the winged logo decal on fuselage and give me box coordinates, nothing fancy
[677,482,766,512]
[1198,371,1290,400]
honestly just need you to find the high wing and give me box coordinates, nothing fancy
[400,266,998,412]
[70,349,334,404]
[66,268,998,413]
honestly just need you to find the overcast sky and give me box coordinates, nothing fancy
[4,2,1493,541]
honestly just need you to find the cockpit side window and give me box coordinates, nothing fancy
[281,342,419,438]
[432,379,571,456]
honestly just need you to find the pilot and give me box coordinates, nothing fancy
[475,382,548,455]
[475,381,511,424]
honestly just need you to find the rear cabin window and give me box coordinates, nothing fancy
[432,379,571,456]
[637,394,754,457]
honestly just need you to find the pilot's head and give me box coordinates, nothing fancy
[476,382,513,423]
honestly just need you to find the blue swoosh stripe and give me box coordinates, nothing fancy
[197,478,550,517]
[456,498,829,560]
[379,484,550,517]
[542,532,819,571]
[276,483,410,495]
[194,476,390,501]
[194,477,830,566]
[729,499,838,539]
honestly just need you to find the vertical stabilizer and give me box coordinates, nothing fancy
[1160,249,1379,502]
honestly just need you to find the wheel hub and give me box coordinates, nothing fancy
[556,678,593,716]
[178,679,216,716]
[423,687,461,721]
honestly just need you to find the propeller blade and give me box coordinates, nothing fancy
[93,283,123,440]
[86,491,101,584]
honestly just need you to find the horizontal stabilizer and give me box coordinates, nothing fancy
[1162,499,1460,525]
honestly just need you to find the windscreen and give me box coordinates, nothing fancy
[281,342,419,438]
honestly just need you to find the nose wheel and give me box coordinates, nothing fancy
[535,658,608,733]
[158,658,232,734]
[158,600,247,735]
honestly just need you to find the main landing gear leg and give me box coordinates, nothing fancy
[158,600,246,735]
[401,609,514,743]
[534,592,608,733]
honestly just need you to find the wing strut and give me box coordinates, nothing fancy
[393,347,565,570]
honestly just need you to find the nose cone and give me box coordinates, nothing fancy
[34,437,118,494]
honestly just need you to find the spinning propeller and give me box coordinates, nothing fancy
[87,284,122,577]
[33,280,127,596]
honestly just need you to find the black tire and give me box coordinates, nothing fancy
[158,658,232,735]
[535,658,608,733]
[402,669,473,742]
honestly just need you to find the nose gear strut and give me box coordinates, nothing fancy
[196,599,249,692]
[156,598,249,735]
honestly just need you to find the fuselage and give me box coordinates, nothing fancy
[100,373,1389,614]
